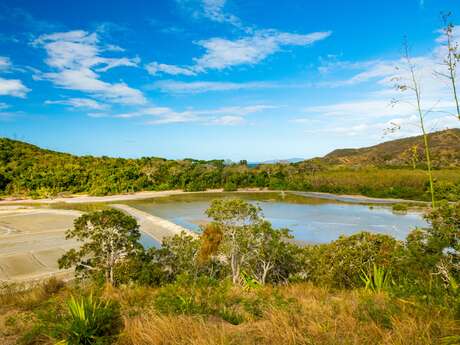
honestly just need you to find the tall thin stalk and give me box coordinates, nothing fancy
[398,41,436,208]
[440,13,460,120]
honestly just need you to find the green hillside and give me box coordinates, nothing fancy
[1,129,460,201]
[323,129,460,168]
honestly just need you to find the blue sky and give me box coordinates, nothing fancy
[1,0,459,161]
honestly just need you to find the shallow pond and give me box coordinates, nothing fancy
[127,192,428,244]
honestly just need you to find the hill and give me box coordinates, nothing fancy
[321,128,460,168]
[1,130,460,201]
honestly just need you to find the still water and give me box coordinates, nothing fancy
[127,192,428,244]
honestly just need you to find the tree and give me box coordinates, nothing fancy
[249,221,295,284]
[58,209,143,285]
[425,201,460,264]
[206,198,262,284]
[158,232,201,279]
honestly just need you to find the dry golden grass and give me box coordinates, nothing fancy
[1,281,458,345]
[118,284,460,345]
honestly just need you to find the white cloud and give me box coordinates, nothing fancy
[145,62,196,76]
[0,56,12,71]
[194,30,331,71]
[303,100,409,118]
[0,56,30,98]
[211,115,245,125]
[151,80,279,93]
[201,0,242,27]
[0,77,30,97]
[45,97,108,110]
[111,104,274,125]
[299,26,460,139]
[146,29,331,76]
[33,30,146,105]
[176,0,243,28]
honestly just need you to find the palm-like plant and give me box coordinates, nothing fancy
[360,264,393,293]
[56,294,121,345]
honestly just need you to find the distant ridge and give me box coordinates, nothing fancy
[321,128,460,168]
[1,128,459,168]
[258,158,305,164]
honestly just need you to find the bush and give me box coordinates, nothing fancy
[223,181,237,192]
[392,203,408,213]
[56,294,122,345]
[154,275,230,316]
[299,232,402,289]
[42,277,65,296]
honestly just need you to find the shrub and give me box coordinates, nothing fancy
[154,275,230,316]
[299,232,402,289]
[392,203,408,213]
[42,277,65,296]
[360,264,393,292]
[56,294,122,345]
[223,181,237,191]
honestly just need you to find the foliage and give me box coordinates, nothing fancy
[58,210,143,285]
[299,232,401,289]
[360,264,393,292]
[154,275,231,316]
[205,198,263,284]
[392,203,408,213]
[1,136,460,202]
[56,294,122,345]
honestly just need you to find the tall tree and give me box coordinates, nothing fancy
[59,209,142,285]
[206,198,262,284]
[249,221,295,284]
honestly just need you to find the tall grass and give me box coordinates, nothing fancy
[118,284,458,345]
[2,282,459,345]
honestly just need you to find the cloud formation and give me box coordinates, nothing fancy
[33,30,146,105]
[0,56,30,97]
[45,97,108,110]
[111,104,275,125]
[292,27,460,141]
[146,29,331,76]
[151,80,280,93]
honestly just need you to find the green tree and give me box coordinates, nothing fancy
[206,198,262,284]
[249,221,295,284]
[58,209,142,285]
[424,201,460,267]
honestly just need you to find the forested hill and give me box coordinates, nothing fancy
[1,129,460,200]
[323,128,460,168]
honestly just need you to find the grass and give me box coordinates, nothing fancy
[1,280,459,345]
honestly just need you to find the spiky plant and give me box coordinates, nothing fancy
[56,294,121,345]
[360,264,393,293]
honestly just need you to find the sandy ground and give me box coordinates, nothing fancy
[0,189,426,282]
[0,204,197,282]
[0,189,228,205]
[0,207,80,282]
[0,189,428,206]
[112,204,196,243]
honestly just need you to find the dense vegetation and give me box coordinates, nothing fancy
[1,199,459,344]
[1,129,460,202]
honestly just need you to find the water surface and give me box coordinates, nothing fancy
[127,192,428,244]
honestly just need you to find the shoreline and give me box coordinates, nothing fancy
[0,188,429,206]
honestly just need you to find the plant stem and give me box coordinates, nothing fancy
[404,43,436,208]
